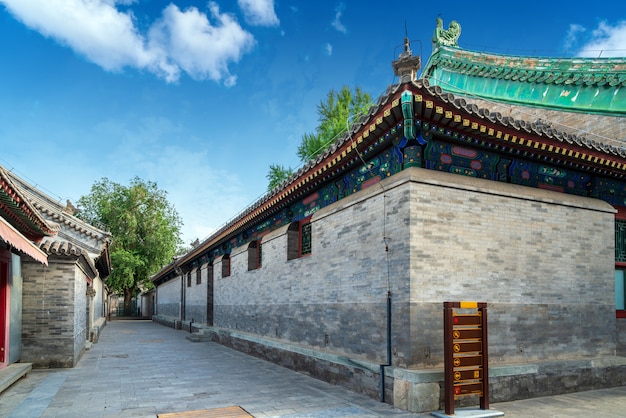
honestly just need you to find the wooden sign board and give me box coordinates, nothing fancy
[443,301,489,415]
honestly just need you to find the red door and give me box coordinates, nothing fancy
[0,252,9,367]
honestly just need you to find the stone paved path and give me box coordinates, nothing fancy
[0,321,419,417]
[1,320,626,417]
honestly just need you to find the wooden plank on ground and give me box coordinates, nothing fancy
[158,405,253,417]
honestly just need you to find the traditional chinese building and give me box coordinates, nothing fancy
[0,164,54,388]
[151,20,626,412]
[5,170,112,368]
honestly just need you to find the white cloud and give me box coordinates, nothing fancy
[149,3,255,84]
[331,3,346,34]
[324,43,333,56]
[573,20,626,58]
[0,0,256,84]
[237,0,279,26]
[564,24,586,51]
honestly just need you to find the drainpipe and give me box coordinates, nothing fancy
[380,290,392,402]
[180,274,187,322]
[174,263,185,326]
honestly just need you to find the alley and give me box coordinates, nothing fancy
[2,320,626,417]
[0,320,419,417]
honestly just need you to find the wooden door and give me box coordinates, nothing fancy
[0,251,9,366]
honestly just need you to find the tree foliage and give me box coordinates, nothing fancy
[77,177,183,315]
[297,85,373,162]
[266,164,294,191]
[266,85,373,190]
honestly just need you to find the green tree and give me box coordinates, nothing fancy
[266,85,373,190]
[298,85,373,162]
[266,164,294,191]
[77,177,183,316]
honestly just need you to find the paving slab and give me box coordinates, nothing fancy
[0,321,417,418]
[1,320,625,417]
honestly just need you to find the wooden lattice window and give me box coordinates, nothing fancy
[187,272,192,287]
[222,254,231,278]
[196,268,201,285]
[248,241,262,270]
[300,220,312,256]
[287,217,312,260]
[616,215,626,315]
[616,219,626,263]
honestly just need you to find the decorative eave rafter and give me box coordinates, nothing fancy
[0,166,58,240]
[173,96,404,269]
[408,80,626,177]
[152,77,626,283]
[4,170,111,244]
[422,44,626,116]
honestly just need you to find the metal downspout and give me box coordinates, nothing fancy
[380,290,392,402]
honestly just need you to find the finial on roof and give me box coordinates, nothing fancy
[392,34,421,83]
[433,17,461,48]
[63,199,79,215]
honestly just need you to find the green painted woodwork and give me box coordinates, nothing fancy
[423,45,626,116]
[401,90,416,140]
[433,18,461,47]
[617,220,626,263]
[301,222,312,255]
[176,114,626,278]
[616,270,626,309]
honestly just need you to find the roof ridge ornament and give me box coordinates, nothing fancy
[434,17,461,48]
[392,36,421,82]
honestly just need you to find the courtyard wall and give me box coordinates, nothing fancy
[158,167,619,411]
[214,168,615,369]
[21,256,89,368]
[156,275,181,319]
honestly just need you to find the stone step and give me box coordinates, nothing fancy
[185,333,212,343]
[0,363,32,394]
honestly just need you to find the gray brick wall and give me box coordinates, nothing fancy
[214,167,616,369]
[184,264,209,323]
[21,256,88,368]
[74,265,87,362]
[216,172,411,364]
[92,276,104,320]
[405,169,615,367]
[156,275,181,318]
[617,318,626,355]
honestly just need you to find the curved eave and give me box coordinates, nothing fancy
[155,78,626,282]
[32,201,111,243]
[0,167,58,239]
[422,45,626,116]
[151,259,179,285]
[410,79,626,177]
[169,86,406,270]
[4,170,111,243]
[0,216,48,265]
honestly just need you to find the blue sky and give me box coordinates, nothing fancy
[1,1,625,246]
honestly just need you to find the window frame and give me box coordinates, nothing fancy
[287,216,312,260]
[247,240,262,271]
[299,218,312,257]
[221,253,231,278]
[615,206,626,317]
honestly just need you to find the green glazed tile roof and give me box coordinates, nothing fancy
[422,44,626,116]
